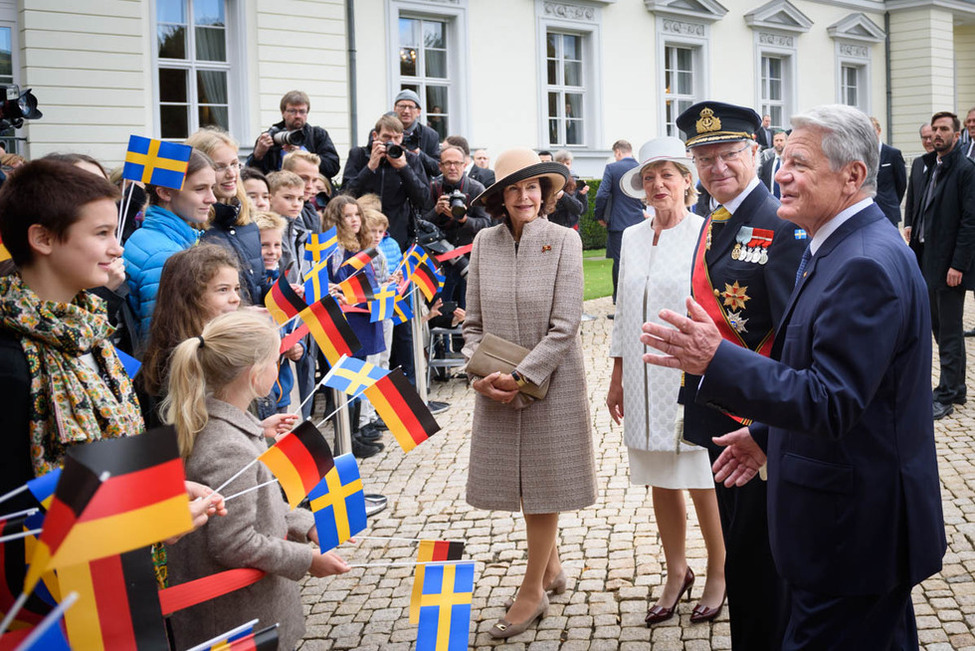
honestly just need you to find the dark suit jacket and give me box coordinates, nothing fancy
[593,157,644,232]
[469,165,495,188]
[758,152,780,192]
[875,144,907,226]
[682,183,805,450]
[907,145,975,290]
[903,156,927,230]
[756,127,773,149]
[698,203,945,595]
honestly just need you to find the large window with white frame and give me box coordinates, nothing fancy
[760,54,788,129]
[663,44,697,138]
[840,63,864,110]
[546,31,585,147]
[399,16,451,140]
[155,0,232,140]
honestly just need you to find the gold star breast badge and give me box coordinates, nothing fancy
[721,281,750,310]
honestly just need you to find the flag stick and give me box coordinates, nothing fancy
[186,619,260,651]
[0,528,42,544]
[0,592,29,639]
[314,386,370,430]
[223,478,279,503]
[15,591,78,648]
[0,507,38,522]
[116,180,136,242]
[289,354,348,417]
[0,484,28,507]
[346,535,442,544]
[347,559,476,569]
[211,458,260,496]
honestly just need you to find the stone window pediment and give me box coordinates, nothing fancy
[744,0,813,33]
[828,12,885,43]
[644,0,728,23]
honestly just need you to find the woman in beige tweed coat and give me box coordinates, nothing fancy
[464,148,597,639]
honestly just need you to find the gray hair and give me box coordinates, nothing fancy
[789,104,878,197]
[554,149,573,164]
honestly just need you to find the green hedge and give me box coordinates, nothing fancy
[578,178,607,250]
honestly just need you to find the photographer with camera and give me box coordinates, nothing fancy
[391,90,441,179]
[422,145,491,307]
[549,149,588,230]
[246,90,341,180]
[341,114,429,250]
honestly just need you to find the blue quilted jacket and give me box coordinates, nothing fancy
[123,205,200,340]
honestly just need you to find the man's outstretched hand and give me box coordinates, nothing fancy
[712,426,766,487]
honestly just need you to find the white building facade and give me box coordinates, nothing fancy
[11,0,975,177]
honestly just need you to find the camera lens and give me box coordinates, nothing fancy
[385,142,404,159]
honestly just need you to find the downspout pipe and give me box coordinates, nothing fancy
[346,0,358,148]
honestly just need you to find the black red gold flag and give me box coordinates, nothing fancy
[409,540,466,623]
[362,369,440,453]
[337,273,377,305]
[258,420,334,509]
[264,274,307,325]
[298,296,362,365]
[339,247,379,272]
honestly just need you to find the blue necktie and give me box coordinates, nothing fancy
[771,157,781,198]
[795,245,811,287]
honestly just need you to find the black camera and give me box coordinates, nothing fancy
[313,191,330,211]
[268,126,305,147]
[446,189,467,218]
[0,85,41,131]
[384,142,404,159]
[416,220,469,279]
[401,129,420,152]
[577,177,587,190]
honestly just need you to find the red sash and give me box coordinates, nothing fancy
[690,216,775,426]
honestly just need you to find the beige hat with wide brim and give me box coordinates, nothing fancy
[620,137,698,200]
[472,147,568,206]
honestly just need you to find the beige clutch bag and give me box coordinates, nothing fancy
[466,333,551,400]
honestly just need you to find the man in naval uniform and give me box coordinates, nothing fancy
[675,101,806,650]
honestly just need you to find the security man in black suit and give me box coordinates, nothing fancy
[870,117,907,226]
[676,102,806,650]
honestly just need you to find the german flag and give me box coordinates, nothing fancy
[0,515,52,631]
[24,427,193,594]
[409,540,466,623]
[363,369,440,453]
[264,275,307,326]
[258,420,334,509]
[226,624,279,650]
[58,547,169,650]
[337,273,376,305]
[409,263,444,301]
[304,226,338,262]
[298,295,362,365]
[339,247,379,272]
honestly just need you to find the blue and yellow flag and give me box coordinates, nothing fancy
[307,454,366,552]
[321,355,387,395]
[415,562,475,651]
[369,283,398,323]
[304,227,338,262]
[391,295,413,326]
[122,135,192,189]
[303,258,331,304]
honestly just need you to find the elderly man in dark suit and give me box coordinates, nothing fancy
[870,117,907,226]
[642,104,946,651]
[676,101,805,650]
[594,139,645,310]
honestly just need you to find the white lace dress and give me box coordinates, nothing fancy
[609,215,714,489]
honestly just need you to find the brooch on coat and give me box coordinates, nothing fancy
[541,245,552,253]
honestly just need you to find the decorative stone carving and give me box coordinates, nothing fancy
[543,1,596,21]
[838,43,868,58]
[758,31,794,47]
[662,18,706,36]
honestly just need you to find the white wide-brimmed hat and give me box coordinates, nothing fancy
[472,148,569,206]
[620,137,698,200]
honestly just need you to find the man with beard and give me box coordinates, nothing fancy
[247,90,340,179]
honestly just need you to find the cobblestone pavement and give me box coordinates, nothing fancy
[298,296,975,651]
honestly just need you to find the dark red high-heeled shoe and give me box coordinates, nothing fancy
[690,590,726,623]
[645,566,694,626]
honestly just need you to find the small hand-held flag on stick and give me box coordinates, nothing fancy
[369,284,398,323]
[337,273,377,305]
[257,421,334,509]
[363,369,441,453]
[122,135,192,190]
[307,454,367,552]
[321,356,387,396]
[304,227,338,262]
[297,296,362,365]
[409,541,466,623]
[415,562,475,651]
[264,275,308,326]
[339,247,379,272]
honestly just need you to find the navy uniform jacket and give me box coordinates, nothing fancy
[697,204,945,595]
[681,183,805,450]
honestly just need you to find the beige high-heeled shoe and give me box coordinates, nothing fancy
[503,569,567,608]
[489,593,549,639]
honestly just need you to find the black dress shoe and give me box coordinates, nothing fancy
[933,401,954,420]
[606,313,615,320]
[352,437,384,458]
[357,424,383,441]
[965,328,975,337]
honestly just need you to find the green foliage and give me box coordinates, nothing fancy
[578,178,607,250]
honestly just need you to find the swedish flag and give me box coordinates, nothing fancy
[307,453,366,552]
[303,258,330,303]
[304,227,338,262]
[122,135,192,190]
[369,283,398,323]
[391,295,413,326]
[416,562,475,651]
[321,355,387,395]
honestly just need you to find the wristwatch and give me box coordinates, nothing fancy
[510,370,529,389]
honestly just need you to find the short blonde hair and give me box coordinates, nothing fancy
[357,193,382,212]
[641,160,699,207]
[362,208,389,232]
[283,150,321,172]
[267,170,304,195]
[254,210,287,232]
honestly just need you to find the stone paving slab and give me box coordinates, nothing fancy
[298,295,975,650]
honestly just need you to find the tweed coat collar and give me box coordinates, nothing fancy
[205,396,264,439]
